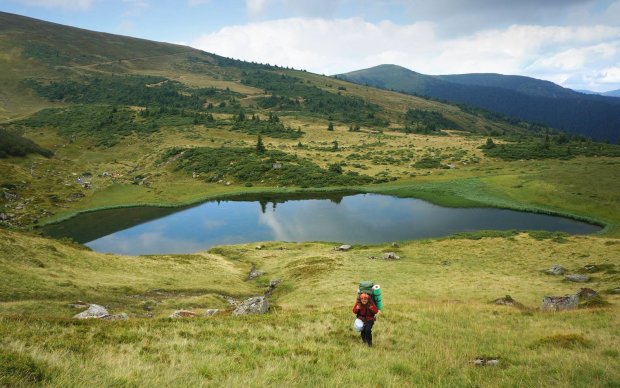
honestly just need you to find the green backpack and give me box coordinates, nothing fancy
[358,280,383,310]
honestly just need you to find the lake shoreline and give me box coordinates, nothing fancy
[36,182,609,236]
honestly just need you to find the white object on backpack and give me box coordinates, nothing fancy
[353,318,364,332]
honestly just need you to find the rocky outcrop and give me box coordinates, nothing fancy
[335,245,351,251]
[233,296,269,315]
[203,309,219,317]
[73,304,109,319]
[541,295,579,311]
[545,264,566,275]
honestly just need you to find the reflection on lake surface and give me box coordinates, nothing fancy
[41,193,601,255]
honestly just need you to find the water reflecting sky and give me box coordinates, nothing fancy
[73,194,602,255]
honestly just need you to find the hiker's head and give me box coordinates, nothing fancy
[360,293,370,304]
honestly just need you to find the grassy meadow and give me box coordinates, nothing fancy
[1,227,619,387]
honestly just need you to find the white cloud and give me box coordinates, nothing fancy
[16,0,93,10]
[190,17,620,91]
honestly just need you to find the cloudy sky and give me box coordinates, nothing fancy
[2,0,620,92]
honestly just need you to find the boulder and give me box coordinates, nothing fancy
[169,310,198,318]
[565,274,590,282]
[203,309,219,317]
[577,288,598,301]
[233,296,269,316]
[335,245,351,251]
[269,279,282,288]
[545,264,566,275]
[541,295,579,312]
[73,304,109,319]
[383,252,401,260]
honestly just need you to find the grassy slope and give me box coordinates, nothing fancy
[0,228,618,386]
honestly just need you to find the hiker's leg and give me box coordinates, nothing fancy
[365,320,375,347]
[360,329,366,343]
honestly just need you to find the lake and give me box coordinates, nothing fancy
[40,193,601,255]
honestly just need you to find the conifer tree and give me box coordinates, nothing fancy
[256,135,266,154]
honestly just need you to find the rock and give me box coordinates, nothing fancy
[391,242,399,248]
[73,304,109,319]
[577,288,598,301]
[247,267,265,280]
[610,288,620,294]
[493,295,525,309]
[473,358,500,366]
[255,245,264,250]
[565,274,590,282]
[541,295,579,312]
[382,252,400,260]
[101,313,129,321]
[269,279,281,288]
[335,245,351,251]
[203,309,219,317]
[545,264,566,275]
[169,310,198,318]
[368,256,377,260]
[233,296,269,316]
[0,213,8,221]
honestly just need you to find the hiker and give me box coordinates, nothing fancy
[353,293,378,347]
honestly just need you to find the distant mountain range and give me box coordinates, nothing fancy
[576,89,620,97]
[336,64,620,142]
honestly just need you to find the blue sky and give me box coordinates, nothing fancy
[2,0,620,92]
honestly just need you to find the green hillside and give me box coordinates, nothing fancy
[0,12,619,387]
[337,64,620,142]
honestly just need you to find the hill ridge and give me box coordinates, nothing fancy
[337,64,620,142]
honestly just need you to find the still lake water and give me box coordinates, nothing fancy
[41,193,601,255]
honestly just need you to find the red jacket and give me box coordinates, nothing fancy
[353,302,378,322]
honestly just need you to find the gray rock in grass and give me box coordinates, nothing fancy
[233,296,269,316]
[73,304,109,319]
[545,264,566,275]
[541,295,579,312]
